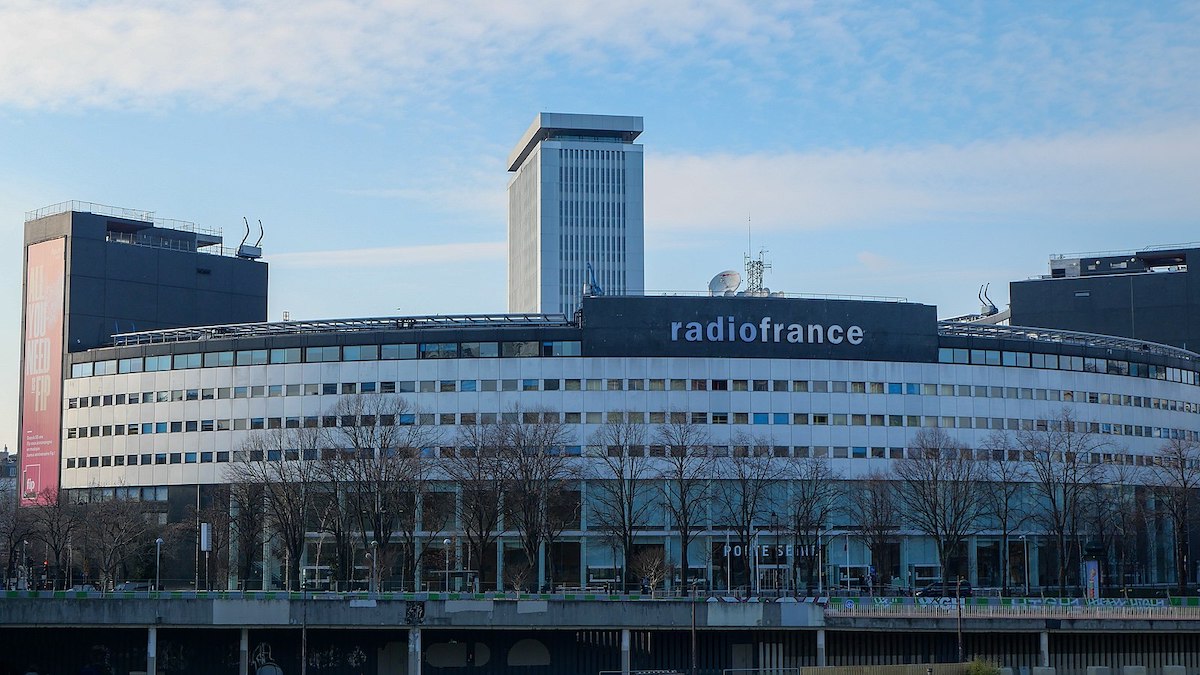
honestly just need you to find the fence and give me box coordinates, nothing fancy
[826,596,1200,619]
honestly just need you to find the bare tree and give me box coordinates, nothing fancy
[1149,437,1200,595]
[310,456,359,590]
[448,422,508,590]
[1081,462,1145,596]
[586,417,655,591]
[183,485,234,590]
[848,471,899,591]
[28,487,80,589]
[714,433,788,589]
[980,431,1031,596]
[629,547,674,593]
[1,479,35,588]
[227,480,266,590]
[1019,409,1105,596]
[326,394,442,590]
[77,495,154,590]
[895,428,986,585]
[226,426,323,590]
[655,417,713,591]
[785,456,840,592]
[401,491,453,591]
[498,408,576,590]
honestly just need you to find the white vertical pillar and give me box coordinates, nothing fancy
[537,541,546,592]
[147,627,157,675]
[967,536,978,585]
[239,628,249,675]
[1040,630,1050,668]
[816,629,827,667]
[408,626,422,675]
[621,628,632,675]
[496,540,505,592]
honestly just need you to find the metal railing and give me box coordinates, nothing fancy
[621,291,909,303]
[112,313,575,346]
[937,321,1200,362]
[25,200,222,238]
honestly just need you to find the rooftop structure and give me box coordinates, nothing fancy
[1010,244,1200,352]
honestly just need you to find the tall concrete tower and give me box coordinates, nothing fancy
[506,113,644,316]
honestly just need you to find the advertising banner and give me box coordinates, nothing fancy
[20,237,66,506]
[1085,559,1101,599]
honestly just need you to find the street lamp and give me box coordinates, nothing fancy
[155,538,165,591]
[690,580,699,675]
[67,538,73,590]
[955,576,965,663]
[369,540,378,594]
[21,540,29,590]
[443,538,452,591]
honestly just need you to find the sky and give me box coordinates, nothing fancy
[1,0,1199,451]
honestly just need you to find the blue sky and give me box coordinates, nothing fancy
[1,1,1199,450]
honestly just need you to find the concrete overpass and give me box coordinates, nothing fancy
[2,592,1198,675]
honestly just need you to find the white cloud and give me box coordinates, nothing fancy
[645,124,1200,234]
[272,241,504,268]
[0,0,782,109]
[3,1,1196,119]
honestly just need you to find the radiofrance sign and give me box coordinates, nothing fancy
[582,296,939,362]
[671,316,864,345]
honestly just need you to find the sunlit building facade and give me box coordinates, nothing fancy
[57,295,1200,593]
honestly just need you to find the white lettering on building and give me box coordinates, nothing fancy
[670,316,865,346]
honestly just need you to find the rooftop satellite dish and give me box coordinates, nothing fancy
[708,270,742,296]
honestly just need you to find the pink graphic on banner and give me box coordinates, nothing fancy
[20,237,65,506]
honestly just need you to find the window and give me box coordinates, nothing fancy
[420,342,457,359]
[460,341,499,358]
[204,351,235,367]
[501,341,538,357]
[381,344,418,360]
[235,349,268,366]
[343,345,378,361]
[543,341,580,356]
[270,348,302,364]
[305,346,340,362]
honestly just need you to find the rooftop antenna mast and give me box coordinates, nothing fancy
[744,214,771,294]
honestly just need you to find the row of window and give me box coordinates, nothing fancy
[66,381,1200,416]
[937,348,1198,386]
[65,410,1198,443]
[60,441,1170,471]
[69,341,584,378]
[64,342,1200,389]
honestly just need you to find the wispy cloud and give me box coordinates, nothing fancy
[272,241,504,268]
[645,124,1200,233]
[0,0,781,109]
[1,0,1196,125]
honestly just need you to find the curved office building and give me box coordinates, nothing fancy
[55,294,1200,592]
